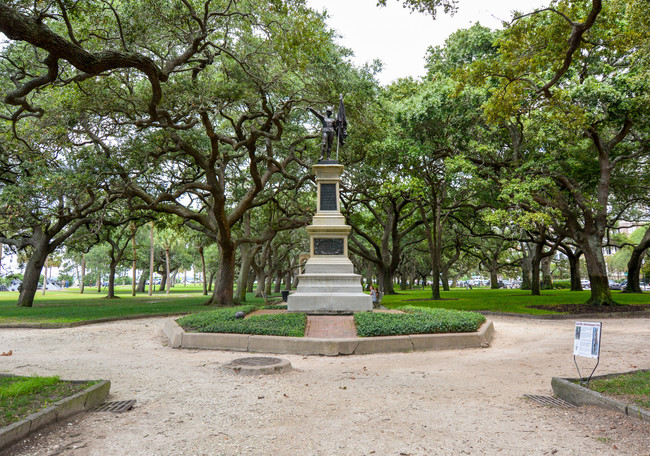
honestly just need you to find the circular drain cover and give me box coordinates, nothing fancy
[223,357,292,375]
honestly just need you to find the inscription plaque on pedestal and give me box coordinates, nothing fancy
[320,184,337,211]
[314,238,344,255]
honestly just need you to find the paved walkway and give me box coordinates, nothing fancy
[304,315,357,338]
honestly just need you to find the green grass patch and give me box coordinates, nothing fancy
[0,287,278,325]
[177,306,306,337]
[0,375,96,427]
[380,288,650,315]
[354,307,486,337]
[589,371,650,410]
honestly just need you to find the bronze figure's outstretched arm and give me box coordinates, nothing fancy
[307,107,324,124]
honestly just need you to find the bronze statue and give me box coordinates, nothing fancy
[308,94,347,161]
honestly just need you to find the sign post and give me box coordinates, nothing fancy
[573,321,602,386]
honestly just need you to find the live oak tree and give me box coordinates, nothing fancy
[234,189,312,302]
[343,154,423,295]
[391,83,487,299]
[477,0,650,305]
[88,207,152,298]
[0,1,370,306]
[381,24,497,299]
[0,121,113,306]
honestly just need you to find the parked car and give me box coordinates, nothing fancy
[37,279,62,291]
[620,281,649,291]
[609,281,623,290]
[500,280,520,289]
[7,279,21,291]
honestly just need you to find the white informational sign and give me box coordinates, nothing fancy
[573,321,602,359]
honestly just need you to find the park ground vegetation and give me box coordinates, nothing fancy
[0,375,97,427]
[0,286,647,327]
[589,370,650,410]
[0,0,649,312]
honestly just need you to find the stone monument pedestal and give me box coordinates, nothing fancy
[288,163,371,314]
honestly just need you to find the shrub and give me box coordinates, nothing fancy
[553,280,571,290]
[176,306,305,337]
[354,306,486,337]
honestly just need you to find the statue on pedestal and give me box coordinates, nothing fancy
[308,94,347,161]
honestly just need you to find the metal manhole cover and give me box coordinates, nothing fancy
[223,357,292,375]
[232,357,283,367]
[93,400,137,413]
[524,395,575,408]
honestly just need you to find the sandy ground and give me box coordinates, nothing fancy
[0,316,648,456]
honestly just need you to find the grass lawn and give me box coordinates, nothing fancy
[1,286,648,325]
[0,286,275,325]
[381,287,650,315]
[589,371,650,410]
[0,375,97,427]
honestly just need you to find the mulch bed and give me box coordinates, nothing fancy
[527,304,650,314]
[244,309,287,318]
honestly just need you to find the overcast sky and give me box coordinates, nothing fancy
[305,0,546,85]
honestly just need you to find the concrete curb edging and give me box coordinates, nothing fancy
[0,379,111,451]
[163,318,494,356]
[0,313,196,329]
[1,307,645,330]
[551,373,649,421]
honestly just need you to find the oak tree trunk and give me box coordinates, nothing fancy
[623,227,650,293]
[80,254,86,294]
[136,273,146,293]
[541,256,553,290]
[199,246,208,296]
[567,250,583,291]
[148,222,154,296]
[165,248,171,294]
[17,244,50,307]
[520,243,532,290]
[131,230,137,296]
[579,234,616,305]
[107,259,118,298]
[41,257,48,296]
[490,266,499,289]
[531,254,541,296]
[205,240,236,306]
[235,244,252,303]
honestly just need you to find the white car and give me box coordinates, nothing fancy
[620,281,649,291]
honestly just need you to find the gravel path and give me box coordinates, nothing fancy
[1,316,648,456]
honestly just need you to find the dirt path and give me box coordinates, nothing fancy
[1,316,648,456]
